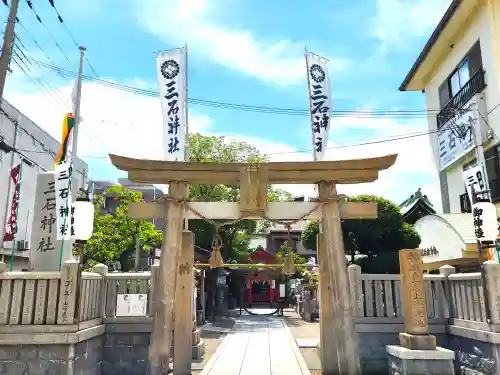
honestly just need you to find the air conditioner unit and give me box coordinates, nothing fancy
[16,240,29,251]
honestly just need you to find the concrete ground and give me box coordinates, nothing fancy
[282,309,321,372]
[191,308,322,374]
[191,317,235,375]
[199,312,311,375]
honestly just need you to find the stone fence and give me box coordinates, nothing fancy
[3,258,500,375]
[345,261,500,374]
[0,260,202,375]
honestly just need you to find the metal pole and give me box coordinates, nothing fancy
[184,43,189,159]
[304,47,317,163]
[1,123,17,258]
[71,46,86,161]
[183,44,189,230]
[0,0,20,103]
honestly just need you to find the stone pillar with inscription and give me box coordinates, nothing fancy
[386,249,455,375]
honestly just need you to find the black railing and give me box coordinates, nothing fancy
[437,69,486,129]
[489,177,500,203]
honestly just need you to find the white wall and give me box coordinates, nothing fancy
[425,4,500,213]
[0,101,87,258]
[414,215,467,264]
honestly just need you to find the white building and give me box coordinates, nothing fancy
[399,0,500,268]
[400,0,500,214]
[0,101,87,270]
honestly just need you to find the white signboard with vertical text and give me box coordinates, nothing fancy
[30,172,73,271]
[116,294,148,317]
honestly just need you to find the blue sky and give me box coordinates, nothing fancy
[3,0,452,207]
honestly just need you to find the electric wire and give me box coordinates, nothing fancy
[23,0,73,67]
[12,121,479,160]
[44,0,99,77]
[26,57,464,118]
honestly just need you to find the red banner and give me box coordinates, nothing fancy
[3,164,21,242]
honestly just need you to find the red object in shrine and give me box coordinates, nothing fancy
[246,249,279,305]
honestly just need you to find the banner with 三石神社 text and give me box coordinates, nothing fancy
[156,47,187,161]
[3,164,21,242]
[54,161,75,241]
[305,51,332,161]
[30,172,73,271]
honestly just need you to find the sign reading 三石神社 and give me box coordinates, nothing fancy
[463,164,489,202]
[30,172,73,271]
[54,161,75,241]
[3,164,21,242]
[472,202,498,244]
[438,98,477,171]
[156,47,187,162]
[305,51,332,161]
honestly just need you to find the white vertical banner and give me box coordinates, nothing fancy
[156,47,187,161]
[55,161,74,241]
[305,51,332,161]
[463,164,488,202]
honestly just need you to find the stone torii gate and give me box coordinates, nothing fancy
[109,153,397,375]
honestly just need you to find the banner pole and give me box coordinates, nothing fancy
[304,47,317,162]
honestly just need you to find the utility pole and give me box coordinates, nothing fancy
[70,46,85,197]
[0,0,20,103]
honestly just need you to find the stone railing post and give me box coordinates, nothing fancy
[482,261,500,324]
[439,265,456,319]
[348,264,363,316]
[93,263,108,318]
[150,262,159,316]
[57,260,79,324]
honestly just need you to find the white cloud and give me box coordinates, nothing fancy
[373,0,451,48]
[132,0,348,85]
[4,74,442,212]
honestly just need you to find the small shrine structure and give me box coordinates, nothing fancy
[245,249,280,306]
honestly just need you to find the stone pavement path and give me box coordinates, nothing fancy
[200,314,311,375]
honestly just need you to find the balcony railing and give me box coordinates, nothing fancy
[437,69,486,129]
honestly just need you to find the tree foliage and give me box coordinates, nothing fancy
[83,186,162,270]
[301,194,420,273]
[186,133,292,261]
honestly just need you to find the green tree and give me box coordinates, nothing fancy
[301,195,420,273]
[83,186,162,270]
[186,133,292,261]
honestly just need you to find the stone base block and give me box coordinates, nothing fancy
[387,345,455,375]
[192,329,201,345]
[399,332,436,350]
[192,340,206,360]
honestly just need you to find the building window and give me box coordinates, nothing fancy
[450,58,470,97]
[485,145,500,202]
[438,40,484,108]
